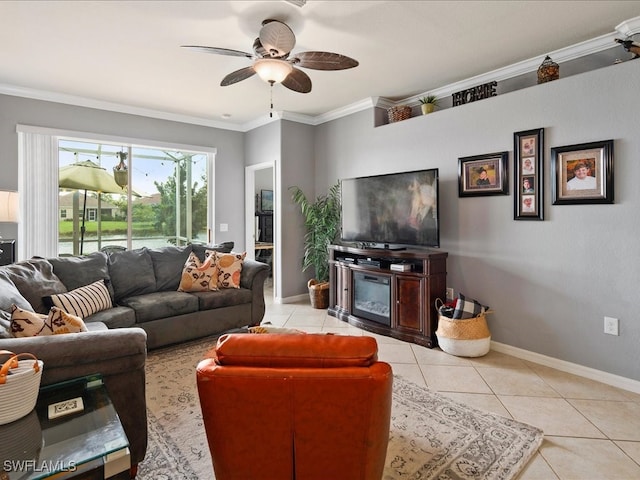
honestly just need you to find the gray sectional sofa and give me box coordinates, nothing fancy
[0,242,271,472]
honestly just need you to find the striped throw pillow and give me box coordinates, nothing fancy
[47,279,113,318]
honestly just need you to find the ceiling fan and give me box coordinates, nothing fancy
[182,19,358,94]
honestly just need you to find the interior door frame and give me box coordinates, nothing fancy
[245,161,276,297]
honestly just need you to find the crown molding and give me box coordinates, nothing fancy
[0,83,246,132]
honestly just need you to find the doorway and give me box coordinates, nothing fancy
[245,162,275,299]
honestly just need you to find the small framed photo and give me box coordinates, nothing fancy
[458,151,509,197]
[551,140,614,205]
[514,128,544,220]
[260,189,273,211]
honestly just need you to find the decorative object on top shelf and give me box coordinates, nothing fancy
[537,55,559,83]
[551,139,614,205]
[289,183,341,309]
[614,36,640,59]
[514,128,544,220]
[452,81,497,107]
[419,95,438,115]
[113,151,128,189]
[458,151,509,197]
[387,105,412,123]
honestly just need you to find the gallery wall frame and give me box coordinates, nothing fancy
[458,151,509,197]
[551,140,614,205]
[514,128,544,220]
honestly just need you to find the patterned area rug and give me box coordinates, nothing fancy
[137,335,543,480]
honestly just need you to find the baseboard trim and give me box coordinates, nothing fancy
[491,341,640,395]
[277,293,309,304]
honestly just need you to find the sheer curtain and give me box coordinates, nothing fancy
[17,125,59,260]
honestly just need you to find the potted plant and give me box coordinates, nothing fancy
[289,182,341,309]
[419,95,438,115]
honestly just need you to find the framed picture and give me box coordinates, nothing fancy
[458,151,509,197]
[514,128,544,220]
[260,190,273,211]
[551,140,614,205]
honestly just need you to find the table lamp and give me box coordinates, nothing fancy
[0,190,19,238]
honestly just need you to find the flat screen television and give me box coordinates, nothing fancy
[341,168,439,248]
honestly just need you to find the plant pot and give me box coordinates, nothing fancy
[307,279,330,309]
[421,104,435,115]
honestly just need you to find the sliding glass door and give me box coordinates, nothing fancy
[58,139,209,255]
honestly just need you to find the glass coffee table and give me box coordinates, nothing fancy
[1,374,130,480]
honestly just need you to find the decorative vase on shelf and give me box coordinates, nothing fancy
[421,103,435,115]
[419,95,438,115]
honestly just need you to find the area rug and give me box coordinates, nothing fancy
[137,335,543,480]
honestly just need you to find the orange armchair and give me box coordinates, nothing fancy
[196,333,393,480]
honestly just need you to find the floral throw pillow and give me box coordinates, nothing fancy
[212,251,246,289]
[10,304,88,337]
[177,251,219,292]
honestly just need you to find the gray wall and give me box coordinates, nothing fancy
[0,94,245,253]
[281,120,316,298]
[314,60,640,381]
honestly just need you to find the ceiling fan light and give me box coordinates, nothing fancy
[254,58,293,84]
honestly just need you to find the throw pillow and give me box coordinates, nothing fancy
[48,251,115,302]
[45,279,112,318]
[148,245,193,292]
[452,293,489,320]
[212,251,246,289]
[177,251,219,292]
[10,304,88,337]
[107,248,156,301]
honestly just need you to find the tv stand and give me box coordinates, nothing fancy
[328,245,447,348]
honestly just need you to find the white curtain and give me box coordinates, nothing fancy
[17,127,59,260]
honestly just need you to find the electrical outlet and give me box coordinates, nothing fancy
[604,316,619,336]
[446,287,454,301]
[220,223,228,232]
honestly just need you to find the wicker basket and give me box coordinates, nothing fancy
[387,105,412,123]
[436,313,491,357]
[308,279,330,309]
[0,351,43,425]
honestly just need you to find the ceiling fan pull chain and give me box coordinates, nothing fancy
[269,80,275,118]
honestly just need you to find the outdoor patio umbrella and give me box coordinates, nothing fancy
[58,160,137,254]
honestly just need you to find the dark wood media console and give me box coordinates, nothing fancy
[328,245,448,348]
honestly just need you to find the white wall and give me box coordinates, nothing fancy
[314,60,640,381]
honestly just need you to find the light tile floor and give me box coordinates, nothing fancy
[263,290,640,479]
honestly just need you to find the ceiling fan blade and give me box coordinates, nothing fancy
[292,51,359,70]
[259,20,296,57]
[181,45,253,59]
[282,67,312,93]
[221,66,256,86]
